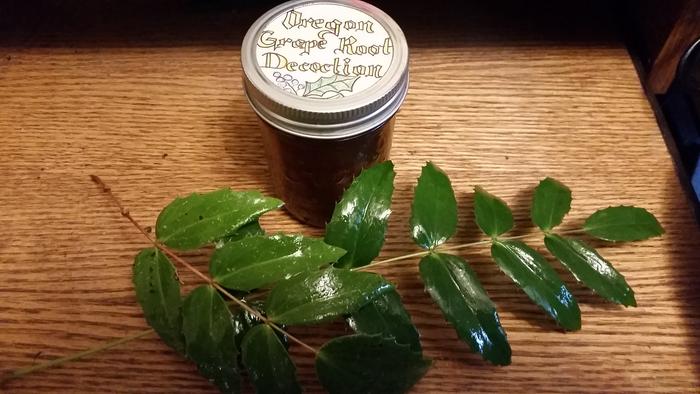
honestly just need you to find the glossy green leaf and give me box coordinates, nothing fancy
[419,253,510,365]
[156,188,283,250]
[266,268,394,326]
[232,302,265,350]
[241,325,301,394]
[410,162,458,249]
[182,286,237,360]
[474,186,514,237]
[545,234,636,306]
[347,288,422,353]
[197,362,241,394]
[316,334,431,394]
[491,240,581,330]
[210,235,345,291]
[583,206,664,242]
[230,300,290,354]
[217,220,264,246]
[182,285,240,393]
[531,177,572,231]
[325,161,395,268]
[132,248,185,354]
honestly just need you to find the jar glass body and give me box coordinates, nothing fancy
[257,117,394,227]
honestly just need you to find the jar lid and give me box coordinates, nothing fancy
[241,0,409,139]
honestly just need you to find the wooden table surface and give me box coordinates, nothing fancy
[1,1,699,393]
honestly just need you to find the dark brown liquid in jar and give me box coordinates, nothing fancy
[241,0,408,227]
[259,117,394,227]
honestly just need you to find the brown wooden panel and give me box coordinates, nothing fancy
[630,0,700,94]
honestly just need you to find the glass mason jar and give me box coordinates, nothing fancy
[241,0,409,227]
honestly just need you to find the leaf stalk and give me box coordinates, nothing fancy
[91,175,318,355]
[355,228,584,272]
[3,178,587,384]
[0,328,154,385]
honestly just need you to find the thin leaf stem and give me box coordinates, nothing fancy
[213,283,317,354]
[352,250,430,271]
[91,175,318,355]
[3,182,586,383]
[0,328,154,385]
[553,229,585,236]
[355,228,585,272]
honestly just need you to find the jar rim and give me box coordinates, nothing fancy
[241,0,409,139]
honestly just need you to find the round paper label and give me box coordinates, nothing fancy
[255,3,395,99]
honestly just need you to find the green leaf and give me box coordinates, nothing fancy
[266,268,394,326]
[241,325,301,394]
[491,240,581,330]
[232,301,265,350]
[182,285,240,393]
[156,188,283,250]
[217,220,265,246]
[410,162,458,249]
[132,248,185,354]
[197,362,241,394]
[531,177,572,231]
[347,288,422,353]
[325,161,395,269]
[230,300,290,354]
[303,74,360,98]
[316,334,431,394]
[474,186,514,238]
[419,253,510,365]
[210,235,346,291]
[544,234,636,306]
[583,206,664,242]
[183,286,237,360]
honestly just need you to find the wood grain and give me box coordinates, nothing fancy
[1,1,699,393]
[647,0,700,93]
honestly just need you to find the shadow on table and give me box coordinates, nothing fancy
[663,170,700,379]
